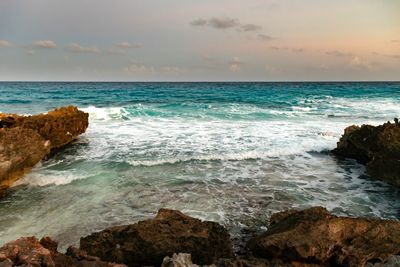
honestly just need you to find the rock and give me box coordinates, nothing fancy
[80,209,234,267]
[0,236,126,267]
[0,127,51,196]
[247,207,400,267]
[217,257,322,267]
[0,106,89,149]
[161,253,217,267]
[333,121,400,187]
[0,116,15,129]
[0,106,88,196]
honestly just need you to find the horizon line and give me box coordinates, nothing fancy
[0,80,399,83]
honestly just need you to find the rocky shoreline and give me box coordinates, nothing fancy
[1,207,399,267]
[0,106,88,197]
[0,108,399,266]
[332,119,400,187]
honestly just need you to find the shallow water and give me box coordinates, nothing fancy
[0,82,399,250]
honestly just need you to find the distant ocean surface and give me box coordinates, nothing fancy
[0,82,399,249]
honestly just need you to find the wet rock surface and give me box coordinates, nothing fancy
[333,120,400,187]
[0,127,51,197]
[247,206,400,267]
[0,236,126,267]
[0,106,88,196]
[80,209,234,267]
[1,208,399,266]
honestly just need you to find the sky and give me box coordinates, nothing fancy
[0,0,399,81]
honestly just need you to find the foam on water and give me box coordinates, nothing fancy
[0,82,399,250]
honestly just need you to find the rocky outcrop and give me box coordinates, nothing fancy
[1,207,400,267]
[0,106,88,196]
[0,236,126,267]
[332,120,400,187]
[80,209,234,267]
[247,207,400,267]
[0,106,89,148]
[0,127,51,195]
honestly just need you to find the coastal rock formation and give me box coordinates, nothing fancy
[0,236,126,267]
[247,207,400,267]
[333,121,400,187]
[0,127,51,195]
[0,106,89,148]
[0,106,88,196]
[80,209,234,267]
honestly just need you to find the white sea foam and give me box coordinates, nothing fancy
[16,95,399,188]
[14,171,89,186]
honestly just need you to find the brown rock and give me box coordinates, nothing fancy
[0,127,51,196]
[80,209,234,267]
[0,106,89,148]
[247,207,400,267]
[217,257,323,267]
[333,121,400,187]
[161,253,215,267]
[0,236,126,267]
[0,106,89,196]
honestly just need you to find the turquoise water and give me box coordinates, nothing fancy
[0,82,399,249]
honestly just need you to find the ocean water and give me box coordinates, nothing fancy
[0,82,399,250]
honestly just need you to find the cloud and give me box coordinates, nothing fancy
[270,46,304,53]
[326,50,352,57]
[291,48,304,53]
[209,17,240,29]
[67,43,99,53]
[116,42,142,49]
[240,24,262,32]
[161,66,187,75]
[107,42,142,54]
[229,57,242,72]
[257,34,273,41]
[191,17,240,29]
[270,46,281,51]
[124,64,187,76]
[373,51,400,60]
[124,64,156,75]
[0,40,12,47]
[349,56,372,70]
[191,18,207,26]
[33,40,57,49]
[191,17,267,40]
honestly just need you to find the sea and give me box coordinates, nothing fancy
[0,82,399,250]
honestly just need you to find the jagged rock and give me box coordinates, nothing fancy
[0,106,89,148]
[0,236,125,267]
[80,209,234,267]
[0,106,88,196]
[333,121,400,187]
[247,207,400,267]
[0,127,51,196]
